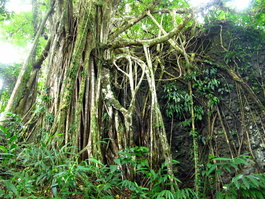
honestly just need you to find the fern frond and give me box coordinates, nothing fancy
[221,173,265,198]
[174,188,197,199]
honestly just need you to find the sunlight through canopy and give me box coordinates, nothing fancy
[0,42,23,64]
[188,0,252,10]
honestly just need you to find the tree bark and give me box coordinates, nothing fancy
[5,0,193,185]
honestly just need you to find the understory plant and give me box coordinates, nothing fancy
[0,119,197,199]
[202,156,265,199]
[1,118,265,198]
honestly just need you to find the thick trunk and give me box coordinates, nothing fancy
[7,0,193,184]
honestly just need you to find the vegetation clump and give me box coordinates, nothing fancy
[1,0,265,198]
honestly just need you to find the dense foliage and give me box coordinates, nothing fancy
[1,121,265,198]
[1,0,265,198]
[0,63,20,111]
[0,119,196,198]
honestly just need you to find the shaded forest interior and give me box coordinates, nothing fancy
[161,21,265,186]
[1,0,265,198]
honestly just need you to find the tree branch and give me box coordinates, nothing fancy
[109,14,192,48]
[110,7,192,41]
[32,38,51,69]
[109,0,162,40]
[1,5,54,119]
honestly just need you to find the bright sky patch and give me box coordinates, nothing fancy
[188,0,251,10]
[5,0,32,13]
[0,42,23,64]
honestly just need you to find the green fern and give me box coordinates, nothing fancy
[174,188,198,199]
[155,190,175,199]
[218,173,265,199]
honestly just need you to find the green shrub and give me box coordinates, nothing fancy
[0,122,196,199]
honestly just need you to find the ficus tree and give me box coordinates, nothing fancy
[2,0,265,196]
[1,0,204,183]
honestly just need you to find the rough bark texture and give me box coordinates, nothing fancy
[5,0,265,192]
[13,0,192,183]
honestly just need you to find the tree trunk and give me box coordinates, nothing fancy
[5,0,193,183]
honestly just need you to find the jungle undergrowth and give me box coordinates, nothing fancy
[0,118,197,199]
[1,117,265,198]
